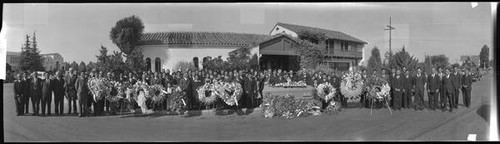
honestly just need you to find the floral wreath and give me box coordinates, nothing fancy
[340,69,364,103]
[149,84,167,105]
[216,82,243,106]
[197,83,218,104]
[316,82,336,102]
[106,81,125,103]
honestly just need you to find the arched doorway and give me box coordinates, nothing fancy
[193,57,199,69]
[155,57,161,72]
[146,58,151,71]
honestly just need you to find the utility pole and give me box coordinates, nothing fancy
[385,17,396,55]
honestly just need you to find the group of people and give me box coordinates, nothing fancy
[12,67,267,117]
[261,66,473,112]
[385,66,473,112]
[12,65,474,117]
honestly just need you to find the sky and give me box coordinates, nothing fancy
[1,2,495,64]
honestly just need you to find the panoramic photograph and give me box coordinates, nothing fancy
[1,2,497,142]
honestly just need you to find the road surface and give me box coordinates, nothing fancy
[3,73,493,142]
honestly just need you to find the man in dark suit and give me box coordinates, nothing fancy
[389,68,396,108]
[244,73,255,108]
[402,70,413,109]
[52,71,65,115]
[14,74,24,116]
[392,69,403,110]
[22,72,31,114]
[179,73,191,110]
[451,66,462,108]
[427,67,440,110]
[461,68,473,108]
[75,72,90,117]
[437,67,446,109]
[41,72,53,116]
[443,68,455,112]
[31,72,42,116]
[413,67,426,111]
[65,68,78,114]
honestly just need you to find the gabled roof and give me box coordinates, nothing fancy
[140,31,272,47]
[275,22,367,44]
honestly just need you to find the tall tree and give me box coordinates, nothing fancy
[388,46,418,72]
[110,15,146,72]
[294,39,324,69]
[110,15,145,55]
[87,61,96,72]
[71,61,79,70]
[424,55,432,74]
[19,32,45,72]
[479,44,489,68]
[430,54,449,69]
[79,61,87,72]
[367,46,382,73]
[96,45,110,72]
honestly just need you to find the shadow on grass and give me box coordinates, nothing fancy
[476,104,490,122]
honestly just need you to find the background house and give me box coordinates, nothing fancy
[267,22,367,71]
[6,51,64,72]
[138,32,269,72]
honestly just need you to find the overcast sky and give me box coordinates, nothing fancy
[1,3,494,64]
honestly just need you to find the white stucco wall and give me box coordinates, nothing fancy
[269,25,298,38]
[139,45,259,71]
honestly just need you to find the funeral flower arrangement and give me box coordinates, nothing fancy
[216,82,242,106]
[168,90,187,112]
[340,68,364,102]
[88,77,112,102]
[197,83,218,105]
[366,77,391,102]
[273,81,307,88]
[149,84,167,105]
[316,82,336,102]
[132,81,150,99]
[261,94,312,119]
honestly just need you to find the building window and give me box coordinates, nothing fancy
[155,57,161,72]
[329,40,335,55]
[333,62,350,71]
[341,41,349,51]
[146,58,151,71]
[325,40,329,54]
[193,57,199,69]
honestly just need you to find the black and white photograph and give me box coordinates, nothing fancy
[1,2,498,142]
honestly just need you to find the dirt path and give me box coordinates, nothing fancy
[3,73,492,142]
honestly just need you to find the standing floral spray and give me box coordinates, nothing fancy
[88,77,113,102]
[340,68,364,103]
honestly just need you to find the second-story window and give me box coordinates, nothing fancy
[329,40,335,54]
[325,40,329,54]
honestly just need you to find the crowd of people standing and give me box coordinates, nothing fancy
[12,65,474,117]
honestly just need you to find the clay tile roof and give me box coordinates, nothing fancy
[276,22,367,44]
[140,31,271,47]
